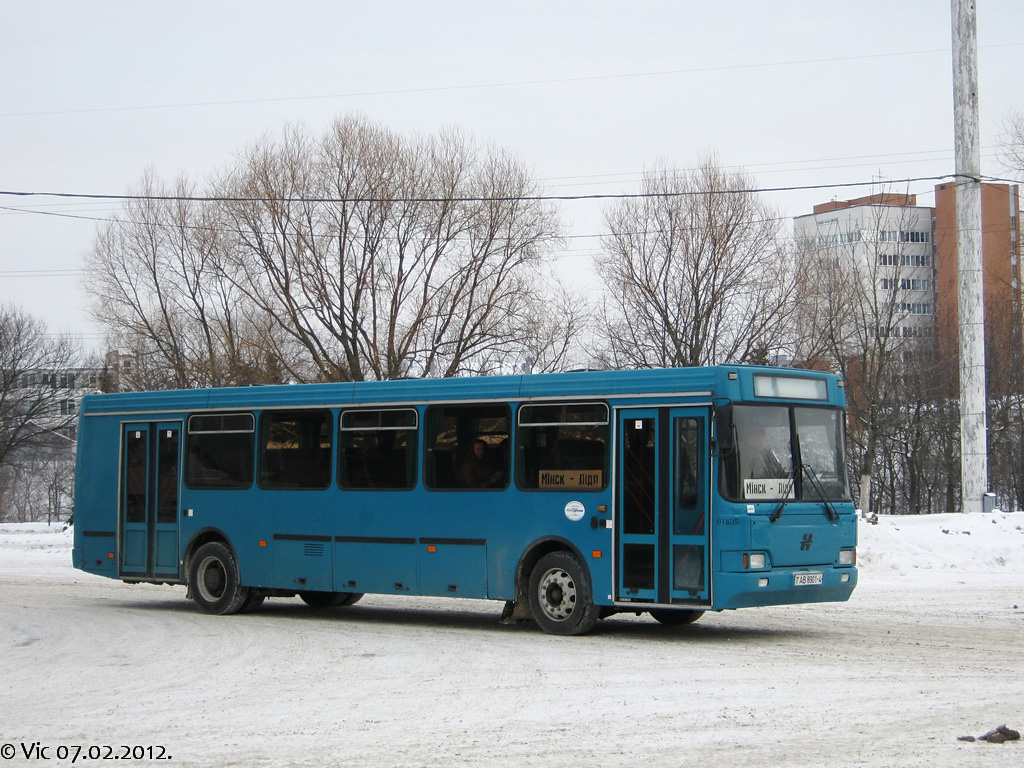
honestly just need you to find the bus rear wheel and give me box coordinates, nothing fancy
[188,542,251,615]
[649,609,705,626]
[528,551,599,636]
[299,591,364,609]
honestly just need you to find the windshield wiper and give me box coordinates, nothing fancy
[769,496,788,523]
[769,472,794,524]
[801,463,840,522]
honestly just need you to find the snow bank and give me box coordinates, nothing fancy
[0,522,74,579]
[858,511,1024,580]
[0,521,73,552]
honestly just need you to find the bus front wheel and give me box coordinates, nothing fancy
[188,541,251,615]
[528,551,599,636]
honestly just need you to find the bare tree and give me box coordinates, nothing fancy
[985,288,1024,511]
[793,197,936,515]
[0,305,80,471]
[86,118,567,388]
[468,282,593,375]
[869,345,962,515]
[85,171,290,390]
[213,116,562,382]
[595,159,798,369]
[997,109,1024,179]
[0,454,74,524]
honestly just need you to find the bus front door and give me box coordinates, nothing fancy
[616,408,710,606]
[120,422,182,581]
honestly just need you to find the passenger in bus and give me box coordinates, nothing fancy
[741,426,787,479]
[459,439,504,488]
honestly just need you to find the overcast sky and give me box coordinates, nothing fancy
[2,1,1022,348]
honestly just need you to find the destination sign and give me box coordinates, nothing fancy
[744,478,795,500]
[539,470,603,490]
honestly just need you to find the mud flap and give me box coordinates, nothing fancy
[499,600,533,624]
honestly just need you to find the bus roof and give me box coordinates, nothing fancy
[78,365,841,416]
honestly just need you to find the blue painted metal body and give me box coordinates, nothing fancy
[71,365,858,613]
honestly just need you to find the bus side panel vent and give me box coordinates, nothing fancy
[304,543,324,557]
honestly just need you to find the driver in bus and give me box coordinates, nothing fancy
[741,425,787,479]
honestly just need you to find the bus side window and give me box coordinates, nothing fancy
[424,404,509,490]
[186,413,255,490]
[516,402,609,491]
[339,408,417,490]
[259,410,332,490]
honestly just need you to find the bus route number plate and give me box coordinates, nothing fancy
[794,572,823,586]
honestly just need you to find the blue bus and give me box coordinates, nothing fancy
[72,365,857,635]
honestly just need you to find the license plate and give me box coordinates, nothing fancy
[794,572,823,586]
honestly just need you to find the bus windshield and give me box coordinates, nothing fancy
[721,404,849,502]
[794,406,849,500]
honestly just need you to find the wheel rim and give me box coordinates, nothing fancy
[196,555,227,602]
[537,567,576,621]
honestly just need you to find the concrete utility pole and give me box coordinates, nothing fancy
[951,0,989,513]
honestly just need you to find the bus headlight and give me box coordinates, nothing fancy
[838,549,856,566]
[746,553,766,569]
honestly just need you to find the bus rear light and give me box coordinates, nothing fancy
[838,549,856,566]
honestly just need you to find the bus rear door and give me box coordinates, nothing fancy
[120,422,182,581]
[616,408,710,606]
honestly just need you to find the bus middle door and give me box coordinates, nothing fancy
[120,422,183,581]
[616,407,710,607]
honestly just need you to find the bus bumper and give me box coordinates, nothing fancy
[713,566,857,610]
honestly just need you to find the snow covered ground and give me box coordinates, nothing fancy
[1,513,1021,767]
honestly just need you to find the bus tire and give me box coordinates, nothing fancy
[239,591,266,613]
[649,609,705,626]
[299,591,362,609]
[188,542,250,615]
[528,551,599,636]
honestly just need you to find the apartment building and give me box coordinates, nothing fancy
[793,192,937,342]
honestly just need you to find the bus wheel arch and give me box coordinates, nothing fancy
[184,533,251,615]
[511,538,578,615]
[517,539,598,635]
[183,528,236,579]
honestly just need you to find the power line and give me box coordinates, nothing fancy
[0,175,956,205]
[0,269,82,277]
[0,174,967,258]
[539,148,993,183]
[546,157,996,190]
[3,44,1019,120]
